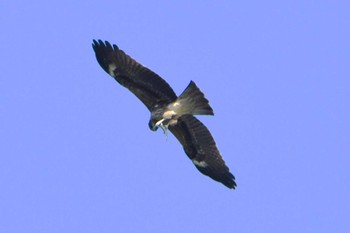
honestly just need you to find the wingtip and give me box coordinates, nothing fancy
[228,180,237,190]
[222,173,237,189]
[92,39,119,51]
[193,161,236,189]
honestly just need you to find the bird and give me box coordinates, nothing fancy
[92,40,236,189]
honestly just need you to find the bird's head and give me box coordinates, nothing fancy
[148,119,159,131]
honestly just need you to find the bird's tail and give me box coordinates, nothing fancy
[173,81,214,116]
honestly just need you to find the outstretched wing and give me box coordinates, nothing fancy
[92,40,177,110]
[169,115,236,189]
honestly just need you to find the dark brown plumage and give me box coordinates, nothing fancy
[92,40,236,189]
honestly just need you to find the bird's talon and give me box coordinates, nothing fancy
[155,118,165,127]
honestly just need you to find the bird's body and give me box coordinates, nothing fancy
[92,40,236,189]
[148,80,214,133]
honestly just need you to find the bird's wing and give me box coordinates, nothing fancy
[92,40,177,110]
[169,115,236,189]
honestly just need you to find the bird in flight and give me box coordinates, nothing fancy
[92,40,236,189]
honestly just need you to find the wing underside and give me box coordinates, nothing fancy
[93,40,236,189]
[92,40,177,110]
[169,115,236,189]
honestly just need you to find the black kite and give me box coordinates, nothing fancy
[92,40,236,189]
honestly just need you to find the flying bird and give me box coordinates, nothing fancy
[92,40,236,189]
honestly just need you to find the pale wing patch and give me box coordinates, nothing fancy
[192,159,208,168]
[108,64,117,77]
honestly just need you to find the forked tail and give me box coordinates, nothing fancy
[173,81,214,116]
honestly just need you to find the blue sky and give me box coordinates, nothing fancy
[1,0,349,232]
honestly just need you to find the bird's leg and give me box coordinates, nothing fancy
[155,118,168,141]
[162,124,169,142]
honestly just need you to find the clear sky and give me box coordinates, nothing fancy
[1,1,349,232]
